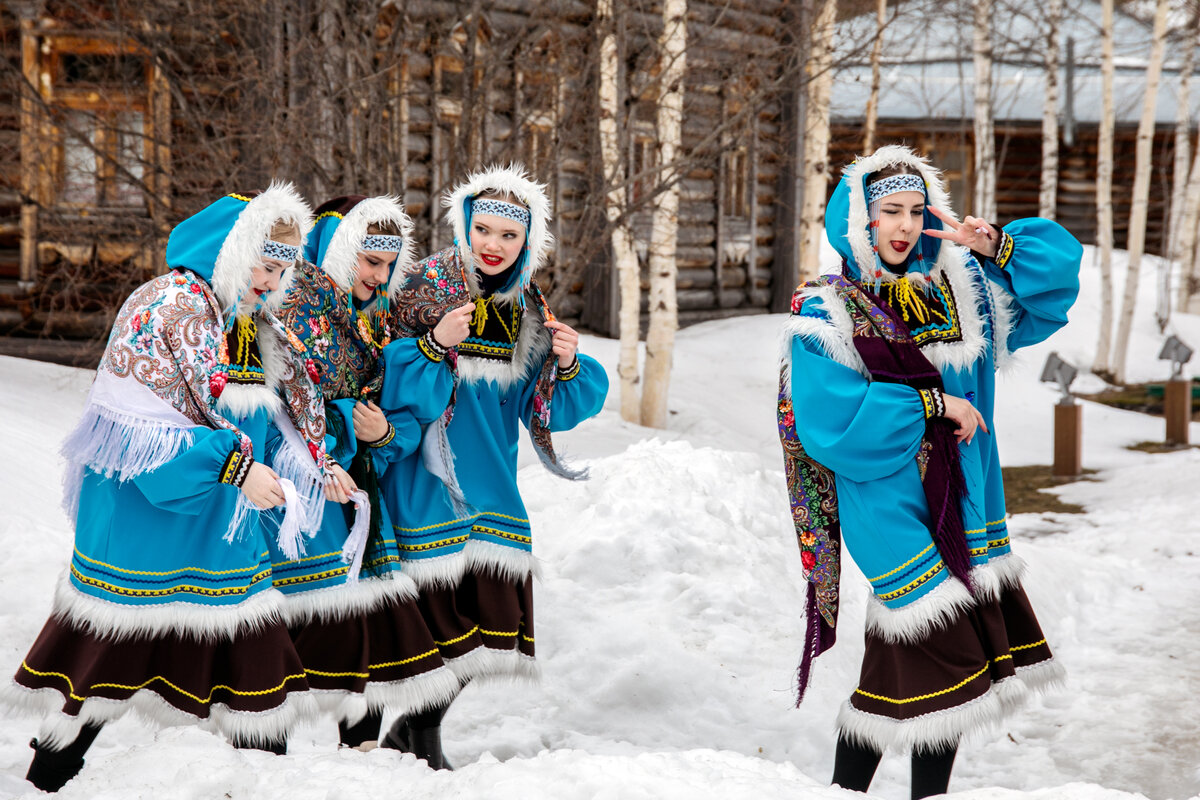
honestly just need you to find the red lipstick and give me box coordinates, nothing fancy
[480,254,504,267]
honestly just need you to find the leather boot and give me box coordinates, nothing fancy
[26,723,102,793]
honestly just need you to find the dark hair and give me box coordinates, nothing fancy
[865,163,921,186]
[366,220,404,237]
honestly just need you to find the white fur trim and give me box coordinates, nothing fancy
[443,647,541,686]
[276,573,419,626]
[988,273,1018,370]
[213,182,313,312]
[213,319,287,418]
[51,572,286,642]
[838,146,988,373]
[313,196,418,300]
[778,289,869,401]
[455,304,552,391]
[310,665,462,726]
[837,674,1030,753]
[863,577,975,645]
[1016,657,1067,694]
[399,539,541,590]
[2,675,318,750]
[443,163,552,307]
[970,554,1027,602]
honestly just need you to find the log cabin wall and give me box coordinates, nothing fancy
[1,0,788,355]
[830,119,1179,257]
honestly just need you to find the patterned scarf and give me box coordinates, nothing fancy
[62,268,329,533]
[275,257,395,546]
[392,246,585,480]
[780,271,972,704]
[275,258,391,403]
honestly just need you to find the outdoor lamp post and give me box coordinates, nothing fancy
[1040,351,1081,477]
[1158,335,1193,445]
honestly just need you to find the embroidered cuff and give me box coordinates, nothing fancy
[367,422,396,449]
[418,330,447,363]
[219,449,254,488]
[919,387,946,420]
[557,356,581,381]
[992,229,1014,269]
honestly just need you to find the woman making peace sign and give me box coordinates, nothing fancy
[777,145,1082,798]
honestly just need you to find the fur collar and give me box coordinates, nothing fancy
[444,164,553,307]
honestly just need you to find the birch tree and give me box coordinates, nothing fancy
[596,0,643,423]
[1161,6,1199,329]
[863,0,886,155]
[1112,0,1169,384]
[972,0,996,221]
[1093,0,1116,376]
[798,0,836,281]
[1039,0,1063,219]
[640,0,687,429]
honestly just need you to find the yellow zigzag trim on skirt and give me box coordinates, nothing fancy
[435,626,479,647]
[877,561,943,601]
[20,662,306,704]
[869,543,935,584]
[854,644,1050,705]
[74,547,264,577]
[393,510,529,534]
[71,565,270,598]
[303,649,439,680]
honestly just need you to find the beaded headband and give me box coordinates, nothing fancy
[472,198,531,228]
[361,234,404,253]
[866,173,926,204]
[262,239,300,262]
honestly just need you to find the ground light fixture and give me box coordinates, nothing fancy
[1039,351,1081,476]
[1158,335,1193,380]
[1039,351,1078,404]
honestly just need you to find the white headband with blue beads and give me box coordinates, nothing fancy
[866,173,926,204]
[262,239,300,262]
[361,234,404,253]
[472,198,531,228]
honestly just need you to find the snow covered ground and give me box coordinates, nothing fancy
[1,246,1198,800]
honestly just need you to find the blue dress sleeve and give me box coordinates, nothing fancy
[519,353,609,433]
[380,337,455,424]
[366,409,423,472]
[981,217,1083,352]
[789,335,928,483]
[132,427,241,513]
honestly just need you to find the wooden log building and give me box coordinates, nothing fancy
[0,0,1191,364]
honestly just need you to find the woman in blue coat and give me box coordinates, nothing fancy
[270,194,459,747]
[2,184,330,791]
[377,164,609,768]
[778,146,1081,798]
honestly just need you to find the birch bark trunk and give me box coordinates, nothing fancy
[1164,7,1199,326]
[798,0,836,282]
[1039,0,1062,219]
[1112,0,1169,383]
[862,0,885,155]
[973,0,996,221]
[640,0,687,429]
[1093,0,1116,376]
[597,0,643,423]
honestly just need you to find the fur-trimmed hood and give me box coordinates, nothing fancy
[305,195,417,300]
[826,145,958,288]
[165,182,313,312]
[443,163,552,307]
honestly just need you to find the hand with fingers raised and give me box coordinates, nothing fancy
[924,206,1000,259]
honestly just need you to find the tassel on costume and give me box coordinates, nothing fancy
[340,489,371,582]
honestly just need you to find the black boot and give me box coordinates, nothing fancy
[911,741,957,800]
[831,735,882,793]
[230,734,287,755]
[339,710,383,748]
[381,703,453,770]
[26,723,103,793]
